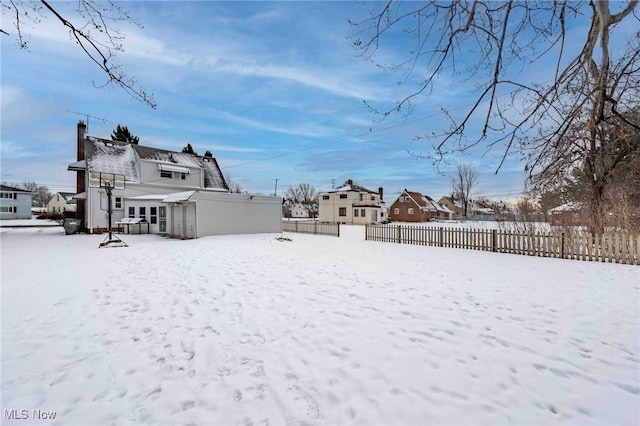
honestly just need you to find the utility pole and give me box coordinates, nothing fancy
[274,178,279,196]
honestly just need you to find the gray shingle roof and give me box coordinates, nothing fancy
[84,137,228,191]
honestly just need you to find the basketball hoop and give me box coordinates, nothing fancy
[90,172,128,248]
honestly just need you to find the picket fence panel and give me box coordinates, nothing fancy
[365,224,639,265]
[282,221,340,237]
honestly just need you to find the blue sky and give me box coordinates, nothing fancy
[0,1,601,201]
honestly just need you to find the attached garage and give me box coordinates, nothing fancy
[165,191,282,239]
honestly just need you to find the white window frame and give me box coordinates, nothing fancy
[408,208,414,215]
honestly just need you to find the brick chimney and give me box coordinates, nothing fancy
[76,121,87,221]
[378,187,384,201]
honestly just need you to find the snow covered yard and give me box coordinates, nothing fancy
[1,225,638,425]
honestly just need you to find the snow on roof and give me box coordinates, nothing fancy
[326,180,378,194]
[162,191,196,203]
[85,139,140,182]
[84,138,228,191]
[0,184,31,193]
[549,202,582,213]
[126,195,167,200]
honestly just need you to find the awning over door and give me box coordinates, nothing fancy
[158,164,191,174]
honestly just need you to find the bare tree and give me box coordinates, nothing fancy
[224,173,243,194]
[283,183,318,216]
[350,1,639,231]
[452,163,478,219]
[2,0,155,108]
[21,181,51,207]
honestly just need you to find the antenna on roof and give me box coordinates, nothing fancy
[68,111,112,134]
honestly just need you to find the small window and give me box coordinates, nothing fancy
[408,208,414,215]
[359,194,364,201]
[322,195,330,200]
[181,173,187,180]
[128,206,135,218]
[160,170,172,178]
[339,194,347,199]
[354,209,359,217]
[371,196,375,201]
[150,207,157,224]
[0,206,15,213]
[361,209,365,217]
[394,208,399,214]
[115,197,123,209]
[139,207,146,221]
[338,207,346,216]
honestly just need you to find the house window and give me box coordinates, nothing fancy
[150,207,158,224]
[0,206,15,213]
[371,196,375,201]
[160,170,172,178]
[408,208,414,215]
[128,207,135,218]
[139,207,146,221]
[338,207,346,216]
[354,209,359,217]
[115,197,123,209]
[361,209,366,217]
[0,193,14,199]
[322,195,330,200]
[394,208,399,214]
[339,194,347,199]
[359,194,364,201]
[181,173,187,180]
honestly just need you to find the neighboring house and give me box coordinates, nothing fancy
[438,196,464,219]
[48,192,77,214]
[390,190,454,222]
[0,185,33,219]
[467,201,497,221]
[68,121,282,238]
[548,202,583,226]
[318,179,385,224]
[290,203,311,218]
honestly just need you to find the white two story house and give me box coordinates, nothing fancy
[68,121,282,238]
[0,185,33,220]
[318,179,385,224]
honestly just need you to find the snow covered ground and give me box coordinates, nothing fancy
[1,225,638,425]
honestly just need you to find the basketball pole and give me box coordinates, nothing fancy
[99,181,128,248]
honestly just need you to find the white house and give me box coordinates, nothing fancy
[68,121,282,238]
[290,203,311,218]
[318,179,386,224]
[48,192,77,214]
[0,185,33,220]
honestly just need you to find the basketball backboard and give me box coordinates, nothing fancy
[89,172,125,189]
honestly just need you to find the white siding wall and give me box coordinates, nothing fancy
[193,192,282,237]
[86,184,172,232]
[0,191,32,219]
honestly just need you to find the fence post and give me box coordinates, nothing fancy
[314,221,317,235]
[561,231,565,259]
[295,221,298,233]
[397,225,401,244]
[337,222,340,238]
[439,227,444,247]
[492,229,497,252]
